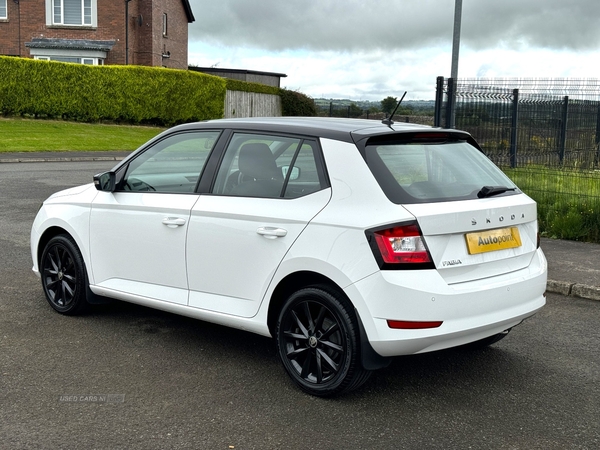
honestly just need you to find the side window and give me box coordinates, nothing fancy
[120,131,219,194]
[283,141,322,198]
[212,133,326,199]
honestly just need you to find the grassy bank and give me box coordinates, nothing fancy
[504,166,600,243]
[0,118,165,152]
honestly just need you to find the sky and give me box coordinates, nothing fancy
[187,0,600,101]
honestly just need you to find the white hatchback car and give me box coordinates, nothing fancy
[31,117,547,396]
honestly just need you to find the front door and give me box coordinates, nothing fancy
[89,130,220,305]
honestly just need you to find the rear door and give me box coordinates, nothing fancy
[186,132,331,317]
[363,132,539,284]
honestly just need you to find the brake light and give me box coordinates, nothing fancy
[372,223,432,265]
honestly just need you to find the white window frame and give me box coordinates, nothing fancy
[34,56,101,65]
[45,0,97,27]
[0,0,7,20]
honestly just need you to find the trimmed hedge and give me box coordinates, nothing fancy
[0,56,226,125]
[225,78,280,96]
[0,56,317,123]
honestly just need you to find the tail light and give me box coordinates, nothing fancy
[366,221,435,270]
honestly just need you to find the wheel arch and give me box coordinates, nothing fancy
[267,271,341,337]
[37,226,72,268]
[266,270,391,371]
[36,225,93,285]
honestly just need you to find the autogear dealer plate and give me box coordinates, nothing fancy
[465,227,522,255]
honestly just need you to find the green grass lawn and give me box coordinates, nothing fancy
[0,117,165,152]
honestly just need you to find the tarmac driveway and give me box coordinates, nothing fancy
[0,161,598,449]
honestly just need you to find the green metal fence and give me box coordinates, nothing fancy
[435,78,600,242]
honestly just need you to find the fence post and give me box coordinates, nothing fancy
[595,103,600,167]
[559,96,569,164]
[329,102,333,117]
[434,76,444,127]
[510,89,519,169]
[445,77,456,128]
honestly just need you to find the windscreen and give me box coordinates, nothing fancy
[365,138,518,204]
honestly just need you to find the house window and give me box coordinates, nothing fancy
[162,13,168,37]
[52,0,93,26]
[0,0,7,20]
[35,56,101,65]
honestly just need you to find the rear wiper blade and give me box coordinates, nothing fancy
[477,185,517,198]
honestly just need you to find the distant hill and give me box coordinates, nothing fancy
[314,98,435,116]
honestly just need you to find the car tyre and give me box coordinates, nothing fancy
[40,234,90,315]
[276,287,371,397]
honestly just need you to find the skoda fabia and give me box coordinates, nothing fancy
[31,117,547,396]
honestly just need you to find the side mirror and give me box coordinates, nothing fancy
[93,171,116,192]
[282,166,301,181]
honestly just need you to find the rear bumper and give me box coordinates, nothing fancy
[347,248,547,357]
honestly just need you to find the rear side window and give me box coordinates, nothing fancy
[211,133,327,199]
[365,136,518,204]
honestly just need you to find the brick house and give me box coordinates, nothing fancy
[0,0,194,69]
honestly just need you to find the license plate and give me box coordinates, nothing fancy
[465,227,522,255]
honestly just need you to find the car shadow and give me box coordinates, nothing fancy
[87,300,540,400]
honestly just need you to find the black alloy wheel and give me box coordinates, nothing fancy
[276,287,371,397]
[40,235,89,315]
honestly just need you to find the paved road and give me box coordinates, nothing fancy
[1,162,599,449]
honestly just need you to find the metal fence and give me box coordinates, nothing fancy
[434,77,600,241]
[435,77,600,169]
[315,102,434,126]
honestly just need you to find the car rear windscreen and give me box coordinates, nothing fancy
[364,135,519,204]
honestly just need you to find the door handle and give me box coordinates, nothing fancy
[162,217,186,228]
[257,227,288,239]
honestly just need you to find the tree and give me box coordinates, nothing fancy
[381,96,398,115]
[348,103,363,118]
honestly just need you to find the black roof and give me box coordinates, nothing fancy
[189,67,287,78]
[172,117,455,143]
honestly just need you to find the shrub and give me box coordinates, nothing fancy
[279,88,317,116]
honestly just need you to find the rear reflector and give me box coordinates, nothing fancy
[387,320,443,329]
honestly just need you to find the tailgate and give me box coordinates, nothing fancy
[403,194,538,285]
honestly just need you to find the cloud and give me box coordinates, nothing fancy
[189,0,600,52]
[187,1,600,100]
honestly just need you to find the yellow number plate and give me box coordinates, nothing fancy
[465,227,522,255]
